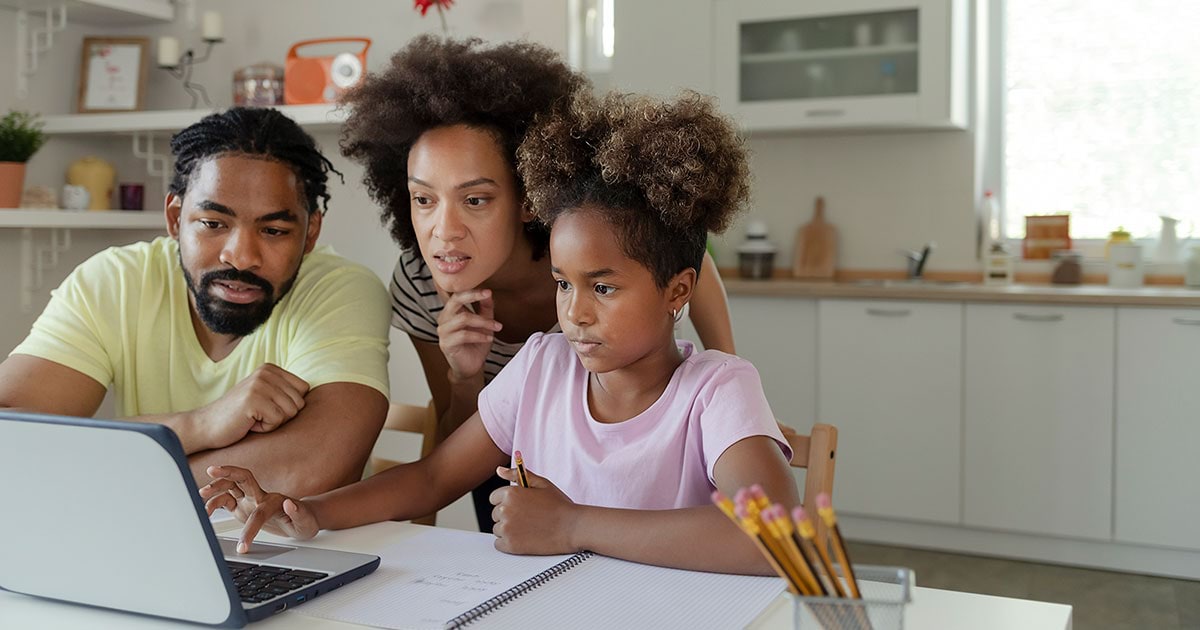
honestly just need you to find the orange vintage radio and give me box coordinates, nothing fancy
[284,37,371,105]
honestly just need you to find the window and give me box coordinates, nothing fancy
[993,1,1200,241]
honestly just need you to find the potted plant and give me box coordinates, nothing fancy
[0,110,47,208]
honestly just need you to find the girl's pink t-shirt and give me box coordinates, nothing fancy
[478,332,792,510]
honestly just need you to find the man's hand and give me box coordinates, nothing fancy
[191,364,310,451]
[200,465,319,552]
[490,466,581,555]
[436,289,501,383]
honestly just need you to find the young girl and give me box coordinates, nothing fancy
[201,91,799,574]
[339,36,740,531]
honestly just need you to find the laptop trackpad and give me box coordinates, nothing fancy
[218,536,296,561]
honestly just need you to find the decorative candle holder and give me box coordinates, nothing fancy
[158,37,223,109]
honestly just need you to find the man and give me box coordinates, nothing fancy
[0,108,390,497]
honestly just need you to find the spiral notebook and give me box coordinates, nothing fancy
[297,526,785,629]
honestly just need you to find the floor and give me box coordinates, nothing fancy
[847,541,1200,630]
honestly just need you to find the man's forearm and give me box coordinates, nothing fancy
[125,410,214,455]
[190,383,387,497]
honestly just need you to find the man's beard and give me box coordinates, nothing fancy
[181,258,298,337]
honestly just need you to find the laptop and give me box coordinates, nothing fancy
[0,411,380,627]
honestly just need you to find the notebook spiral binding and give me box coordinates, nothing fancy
[446,551,595,628]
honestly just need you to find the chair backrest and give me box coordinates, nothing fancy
[783,423,838,544]
[369,401,438,525]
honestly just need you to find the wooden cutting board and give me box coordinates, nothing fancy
[792,196,837,280]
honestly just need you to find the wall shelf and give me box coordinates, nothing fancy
[740,43,919,64]
[0,209,164,229]
[42,104,349,135]
[0,0,173,25]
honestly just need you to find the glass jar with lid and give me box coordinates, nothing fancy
[233,63,285,107]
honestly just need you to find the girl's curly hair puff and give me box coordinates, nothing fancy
[517,90,751,287]
[339,36,588,259]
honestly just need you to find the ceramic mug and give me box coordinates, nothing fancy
[62,185,90,210]
[119,183,145,211]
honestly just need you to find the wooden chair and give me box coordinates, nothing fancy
[368,401,439,526]
[782,422,838,544]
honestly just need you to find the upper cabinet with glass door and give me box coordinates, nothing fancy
[715,0,968,132]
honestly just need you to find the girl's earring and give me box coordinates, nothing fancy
[671,308,683,323]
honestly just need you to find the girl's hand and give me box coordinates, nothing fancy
[489,466,580,555]
[436,289,502,382]
[199,465,320,551]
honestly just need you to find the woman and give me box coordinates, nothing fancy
[340,36,738,532]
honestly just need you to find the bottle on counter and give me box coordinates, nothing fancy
[984,242,1014,285]
[978,190,1001,259]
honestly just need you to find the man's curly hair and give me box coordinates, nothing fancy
[517,91,751,287]
[339,36,587,258]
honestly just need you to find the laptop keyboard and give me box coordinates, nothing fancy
[225,560,327,604]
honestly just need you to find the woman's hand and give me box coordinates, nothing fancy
[436,289,502,382]
[489,466,581,555]
[199,465,320,551]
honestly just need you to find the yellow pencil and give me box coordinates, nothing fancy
[766,504,825,596]
[793,506,847,598]
[513,450,529,488]
[738,503,811,596]
[816,493,861,599]
[713,492,806,595]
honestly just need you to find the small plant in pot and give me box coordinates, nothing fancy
[0,110,47,209]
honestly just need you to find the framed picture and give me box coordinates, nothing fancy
[78,37,149,113]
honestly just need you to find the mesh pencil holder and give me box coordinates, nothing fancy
[792,565,913,630]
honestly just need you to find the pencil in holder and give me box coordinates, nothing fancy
[792,565,912,630]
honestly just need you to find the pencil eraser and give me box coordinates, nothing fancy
[816,493,832,509]
[735,504,750,520]
[793,506,809,523]
[514,449,523,460]
[711,490,727,504]
[735,487,751,505]
[750,484,766,499]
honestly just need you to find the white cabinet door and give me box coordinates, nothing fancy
[963,304,1114,540]
[714,0,967,131]
[818,299,962,524]
[1115,307,1200,551]
[727,297,818,432]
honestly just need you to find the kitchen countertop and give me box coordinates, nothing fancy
[722,277,1200,307]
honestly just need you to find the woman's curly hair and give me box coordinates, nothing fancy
[339,36,587,258]
[517,91,751,287]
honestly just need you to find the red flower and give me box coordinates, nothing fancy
[414,0,453,16]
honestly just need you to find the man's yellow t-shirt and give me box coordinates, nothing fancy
[11,236,390,417]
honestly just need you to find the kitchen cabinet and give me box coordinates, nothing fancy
[714,0,968,131]
[817,299,962,524]
[963,304,1114,540]
[728,296,817,431]
[1115,307,1200,551]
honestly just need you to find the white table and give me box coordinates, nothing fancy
[0,521,1072,629]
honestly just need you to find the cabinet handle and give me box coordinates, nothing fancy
[1013,313,1064,322]
[1171,317,1200,326]
[866,308,911,317]
[805,108,846,117]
